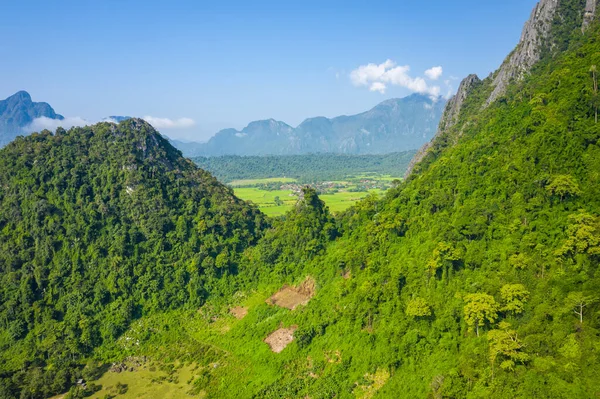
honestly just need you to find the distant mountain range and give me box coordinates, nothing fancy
[0,91,63,146]
[185,94,446,157]
[0,91,446,157]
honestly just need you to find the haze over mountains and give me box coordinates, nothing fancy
[0,91,64,146]
[191,94,446,157]
[0,92,446,157]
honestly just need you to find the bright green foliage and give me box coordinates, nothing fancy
[555,211,600,257]
[565,291,597,323]
[487,322,529,375]
[0,119,266,398]
[425,241,461,281]
[559,333,581,370]
[545,174,582,201]
[2,5,600,399]
[244,186,337,279]
[500,284,530,315]
[406,297,432,318]
[464,293,499,336]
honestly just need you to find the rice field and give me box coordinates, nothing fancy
[233,177,391,216]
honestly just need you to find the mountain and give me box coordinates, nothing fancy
[0,119,266,397]
[105,115,132,122]
[2,1,600,398]
[0,91,64,146]
[407,0,599,176]
[183,94,446,157]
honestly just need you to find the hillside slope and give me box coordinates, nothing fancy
[81,4,600,398]
[0,119,266,397]
[1,1,599,398]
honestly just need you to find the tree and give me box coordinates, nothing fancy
[464,293,499,337]
[426,242,460,281]
[566,291,596,324]
[500,284,530,315]
[545,175,581,201]
[555,211,600,257]
[591,65,598,123]
[273,196,284,206]
[488,322,528,380]
[406,297,432,318]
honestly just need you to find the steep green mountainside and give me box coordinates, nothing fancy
[0,119,266,397]
[1,2,600,399]
[84,13,600,399]
[192,152,416,183]
[181,19,599,398]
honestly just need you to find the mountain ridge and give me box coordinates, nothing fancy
[0,91,64,146]
[190,94,446,157]
[406,0,599,177]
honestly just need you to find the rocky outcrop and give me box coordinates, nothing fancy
[404,75,481,178]
[438,74,481,132]
[583,0,598,31]
[487,0,559,106]
[406,0,599,179]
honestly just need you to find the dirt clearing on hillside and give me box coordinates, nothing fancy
[264,326,298,353]
[267,276,316,310]
[229,306,248,319]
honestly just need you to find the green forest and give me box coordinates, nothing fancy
[1,2,600,399]
[192,152,416,183]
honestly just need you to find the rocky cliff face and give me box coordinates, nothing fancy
[583,0,598,31]
[404,75,481,177]
[487,0,560,105]
[406,0,598,178]
[438,74,481,133]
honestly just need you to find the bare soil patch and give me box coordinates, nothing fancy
[264,326,298,353]
[229,306,248,319]
[267,276,316,310]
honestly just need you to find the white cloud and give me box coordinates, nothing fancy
[350,59,441,97]
[24,115,196,134]
[142,116,195,129]
[23,116,91,133]
[424,66,443,80]
[369,82,387,94]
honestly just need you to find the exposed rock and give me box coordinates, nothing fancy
[404,75,481,178]
[438,74,481,132]
[487,0,560,106]
[583,0,598,31]
[406,0,599,179]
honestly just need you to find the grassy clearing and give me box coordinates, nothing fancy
[319,190,385,213]
[234,184,390,216]
[89,363,199,399]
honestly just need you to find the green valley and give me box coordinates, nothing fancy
[0,1,600,399]
[230,176,399,216]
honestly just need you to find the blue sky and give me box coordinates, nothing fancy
[0,0,538,141]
